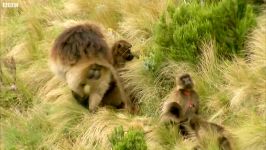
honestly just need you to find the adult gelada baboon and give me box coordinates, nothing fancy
[50,23,131,112]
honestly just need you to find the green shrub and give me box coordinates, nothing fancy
[109,126,147,150]
[146,0,256,72]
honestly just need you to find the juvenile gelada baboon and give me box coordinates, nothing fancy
[161,74,232,150]
[173,73,199,118]
[161,73,199,135]
[111,40,134,69]
[50,23,131,112]
[111,40,140,114]
[161,74,199,120]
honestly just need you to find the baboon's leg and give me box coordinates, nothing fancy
[102,83,125,108]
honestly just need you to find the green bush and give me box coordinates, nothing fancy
[109,126,147,150]
[146,0,256,72]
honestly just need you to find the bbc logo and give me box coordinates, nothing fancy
[2,2,19,8]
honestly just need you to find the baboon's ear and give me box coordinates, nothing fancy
[189,117,200,131]
[169,102,182,119]
[218,136,232,150]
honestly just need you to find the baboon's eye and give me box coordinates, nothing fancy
[117,43,122,48]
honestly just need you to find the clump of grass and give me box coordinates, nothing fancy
[233,115,266,150]
[118,0,168,40]
[119,60,165,116]
[109,126,147,150]
[0,106,52,149]
[222,12,266,113]
[65,0,122,29]
[0,59,33,111]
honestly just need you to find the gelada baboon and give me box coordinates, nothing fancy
[161,102,232,150]
[174,73,199,118]
[161,73,199,123]
[111,40,134,69]
[50,23,130,112]
[111,40,140,114]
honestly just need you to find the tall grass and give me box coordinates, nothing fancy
[1,0,265,149]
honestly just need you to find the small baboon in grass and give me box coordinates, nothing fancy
[111,40,140,114]
[111,40,135,69]
[161,102,233,150]
[172,73,199,118]
[50,23,131,112]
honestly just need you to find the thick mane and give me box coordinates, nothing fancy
[51,23,111,65]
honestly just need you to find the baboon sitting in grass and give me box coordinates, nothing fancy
[161,102,233,150]
[50,23,131,112]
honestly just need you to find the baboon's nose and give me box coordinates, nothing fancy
[126,54,134,61]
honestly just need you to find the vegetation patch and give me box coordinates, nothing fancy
[146,0,256,72]
[109,126,147,150]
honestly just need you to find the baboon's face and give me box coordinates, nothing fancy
[116,40,134,61]
[179,74,194,89]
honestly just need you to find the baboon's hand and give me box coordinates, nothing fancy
[88,64,102,79]
[89,93,102,112]
[89,107,97,113]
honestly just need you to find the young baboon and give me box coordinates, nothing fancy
[174,73,199,118]
[161,73,199,124]
[50,23,130,112]
[111,40,134,68]
[111,40,140,114]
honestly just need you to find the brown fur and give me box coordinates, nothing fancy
[161,102,233,150]
[173,74,199,118]
[161,74,199,123]
[51,23,112,66]
[50,23,131,112]
[186,115,233,150]
[161,74,232,149]
[111,40,139,114]
[111,40,134,69]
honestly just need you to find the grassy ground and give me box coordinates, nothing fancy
[1,0,266,149]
